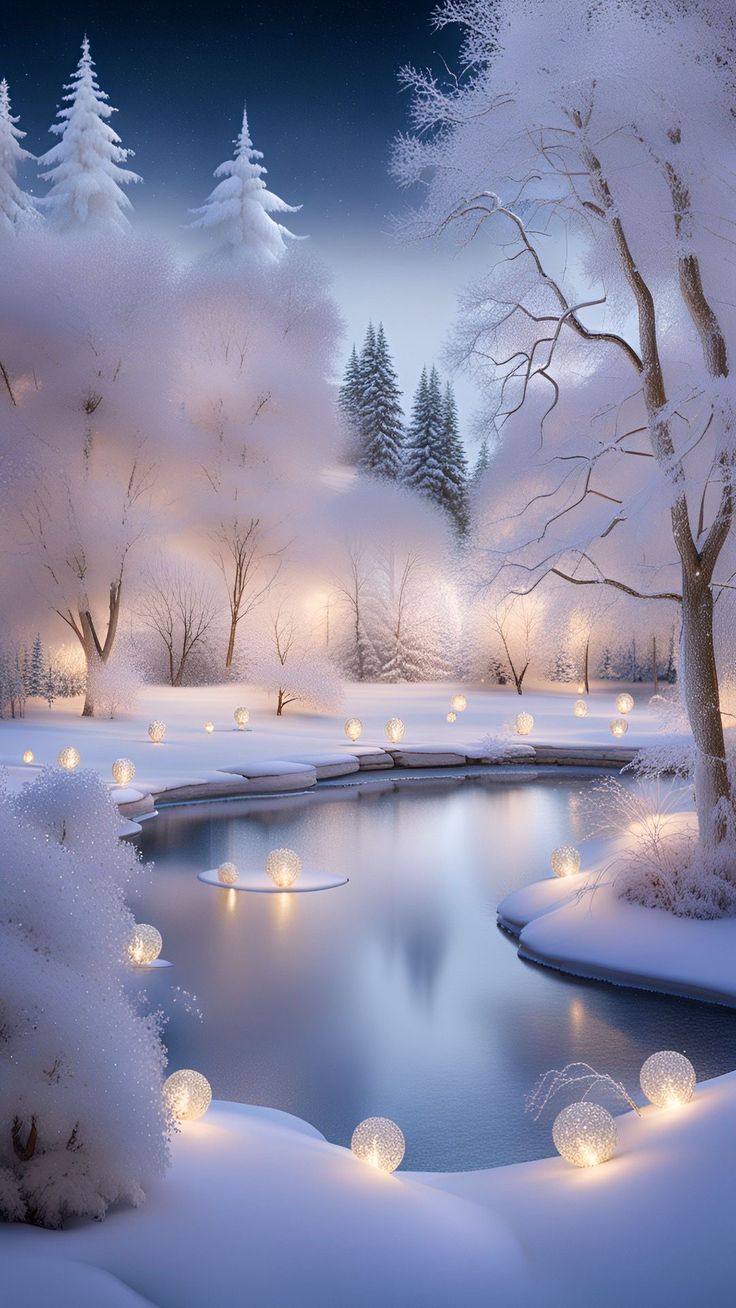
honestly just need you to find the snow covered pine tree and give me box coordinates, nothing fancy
[0,78,38,234]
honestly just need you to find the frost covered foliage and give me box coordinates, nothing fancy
[588,779,736,919]
[0,769,169,1227]
[0,78,38,235]
[86,641,142,719]
[244,600,342,715]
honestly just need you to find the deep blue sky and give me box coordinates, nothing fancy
[4,1,487,439]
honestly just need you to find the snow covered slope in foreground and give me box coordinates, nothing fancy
[2,1084,735,1307]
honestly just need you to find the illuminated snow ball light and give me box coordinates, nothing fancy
[640,1051,696,1108]
[112,757,136,786]
[573,699,588,718]
[344,718,363,742]
[233,706,250,730]
[451,694,467,713]
[552,1101,617,1168]
[385,717,405,744]
[204,721,215,734]
[148,720,166,744]
[610,718,628,738]
[615,692,635,715]
[351,1117,406,1173]
[446,711,457,723]
[163,1069,212,1122]
[217,861,239,886]
[577,682,585,694]
[515,712,534,737]
[128,923,163,966]
[57,746,80,770]
[22,750,34,765]
[266,847,302,889]
[550,845,581,878]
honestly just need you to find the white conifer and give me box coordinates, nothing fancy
[0,79,38,235]
[38,36,140,233]
[189,104,301,262]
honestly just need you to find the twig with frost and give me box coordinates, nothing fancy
[526,1061,641,1120]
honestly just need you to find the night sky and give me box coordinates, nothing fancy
[4,1,487,430]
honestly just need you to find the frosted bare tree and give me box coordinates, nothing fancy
[210,515,284,670]
[395,0,736,848]
[139,562,218,687]
[487,594,542,695]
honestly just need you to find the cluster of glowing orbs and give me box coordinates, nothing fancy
[22,750,34,765]
[573,699,588,718]
[148,720,166,744]
[128,923,163,965]
[57,746,80,770]
[450,694,467,712]
[204,721,215,734]
[385,718,405,744]
[217,861,239,886]
[552,1102,617,1168]
[515,712,534,737]
[112,758,136,786]
[610,718,629,738]
[446,711,457,723]
[615,692,635,715]
[640,1051,696,1108]
[351,1117,406,1173]
[344,718,363,742]
[233,706,250,729]
[550,845,581,878]
[163,1069,212,1122]
[266,847,302,888]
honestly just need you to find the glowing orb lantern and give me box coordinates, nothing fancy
[610,718,628,738]
[217,861,239,886]
[550,845,581,878]
[204,721,215,734]
[344,718,363,742]
[128,923,163,966]
[163,1069,212,1122]
[233,706,250,730]
[112,758,136,786]
[451,694,467,712]
[266,847,302,888]
[573,699,588,718]
[552,1102,617,1168]
[616,693,634,715]
[351,1117,405,1173]
[148,720,166,744]
[640,1051,696,1108]
[57,747,80,770]
[577,682,585,694]
[385,718,405,744]
[515,712,534,737]
[446,711,457,723]
[22,750,34,765]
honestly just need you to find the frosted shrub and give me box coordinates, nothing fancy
[86,644,142,719]
[0,769,169,1227]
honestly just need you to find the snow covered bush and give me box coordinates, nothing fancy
[0,769,169,1227]
[85,641,143,719]
[245,601,342,715]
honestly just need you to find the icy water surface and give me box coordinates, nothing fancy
[135,773,736,1171]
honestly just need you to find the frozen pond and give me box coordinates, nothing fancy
[135,773,736,1171]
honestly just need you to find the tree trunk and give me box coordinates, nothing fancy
[225,613,237,670]
[276,689,285,715]
[680,573,730,845]
[652,636,658,694]
[584,638,590,694]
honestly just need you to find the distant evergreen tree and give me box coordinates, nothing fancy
[597,645,619,679]
[0,79,38,235]
[472,437,491,482]
[549,648,578,683]
[438,382,469,534]
[403,366,445,501]
[28,633,44,697]
[338,344,363,459]
[356,323,404,479]
[43,662,57,708]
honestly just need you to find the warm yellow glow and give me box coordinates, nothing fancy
[616,693,634,714]
[385,717,405,744]
[640,1051,696,1108]
[204,721,215,734]
[515,712,534,736]
[451,694,467,712]
[550,845,581,877]
[446,711,457,723]
[610,718,628,738]
[344,718,363,742]
[112,757,136,785]
[233,706,250,729]
[57,746,80,770]
[577,682,585,694]
[163,1069,212,1122]
[351,1117,405,1173]
[552,1102,617,1167]
[573,699,588,718]
[128,923,163,965]
[22,750,34,765]
[266,847,301,888]
[148,720,166,744]
[217,861,239,885]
